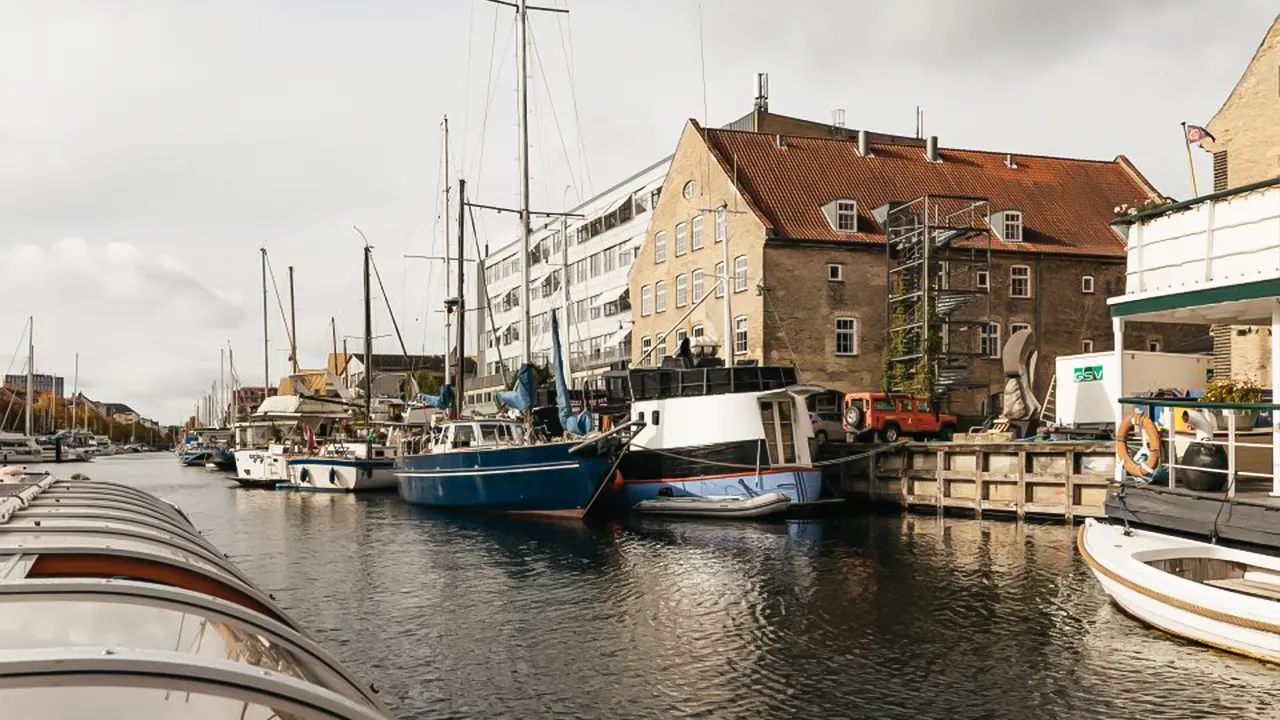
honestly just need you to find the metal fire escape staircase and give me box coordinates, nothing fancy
[880,195,994,404]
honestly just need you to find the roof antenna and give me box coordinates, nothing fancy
[754,72,769,113]
[915,106,923,139]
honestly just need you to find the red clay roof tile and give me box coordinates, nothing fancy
[699,123,1159,257]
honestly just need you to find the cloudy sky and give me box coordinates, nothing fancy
[0,0,1273,424]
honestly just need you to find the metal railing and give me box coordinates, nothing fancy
[1120,396,1280,498]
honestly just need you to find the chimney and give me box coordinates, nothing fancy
[1005,153,1018,169]
[857,129,871,157]
[925,135,939,163]
[754,72,770,113]
[832,108,846,128]
[775,134,787,149]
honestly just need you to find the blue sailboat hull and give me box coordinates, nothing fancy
[396,442,614,518]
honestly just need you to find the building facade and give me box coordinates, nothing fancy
[629,121,1207,419]
[466,88,918,407]
[1202,12,1279,382]
[4,373,65,398]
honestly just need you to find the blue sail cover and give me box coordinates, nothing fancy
[496,364,537,412]
[551,309,592,436]
[417,384,454,410]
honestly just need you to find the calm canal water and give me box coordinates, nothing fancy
[85,454,1276,719]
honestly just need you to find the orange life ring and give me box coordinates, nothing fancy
[1116,411,1161,477]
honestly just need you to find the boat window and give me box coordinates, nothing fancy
[0,598,372,707]
[652,411,661,426]
[453,425,475,448]
[777,401,796,464]
[637,411,645,424]
[480,424,502,444]
[871,398,894,411]
[759,402,778,464]
[0,686,363,719]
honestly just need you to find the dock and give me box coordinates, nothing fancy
[823,440,1117,520]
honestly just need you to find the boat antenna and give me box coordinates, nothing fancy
[456,179,467,418]
[361,238,373,450]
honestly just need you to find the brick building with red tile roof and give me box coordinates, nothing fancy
[628,119,1208,419]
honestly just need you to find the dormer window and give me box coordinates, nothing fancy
[821,199,859,233]
[1000,211,1023,242]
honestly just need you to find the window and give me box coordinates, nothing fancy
[980,323,1001,358]
[836,200,858,232]
[618,245,632,268]
[715,261,726,297]
[1081,275,1095,294]
[976,270,989,290]
[691,324,704,339]
[1148,338,1162,352]
[675,222,688,256]
[1082,339,1095,353]
[1002,211,1023,242]
[1010,322,1031,336]
[692,268,705,302]
[640,336,652,366]
[733,316,748,355]
[734,255,748,292]
[691,215,705,250]
[675,274,688,307]
[651,188,661,208]
[675,329,687,347]
[835,317,858,356]
[640,285,652,316]
[715,207,727,243]
[589,252,602,277]
[654,231,667,263]
[1010,265,1030,298]
[828,264,844,282]
[603,248,616,273]
[655,337,667,361]
[655,281,667,312]
[682,180,696,199]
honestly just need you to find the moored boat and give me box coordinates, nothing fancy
[0,470,393,718]
[634,491,791,519]
[1079,517,1280,663]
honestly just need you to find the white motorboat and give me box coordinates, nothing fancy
[634,491,792,519]
[0,433,43,464]
[1079,518,1280,663]
[287,439,398,492]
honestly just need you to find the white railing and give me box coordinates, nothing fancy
[1122,184,1280,296]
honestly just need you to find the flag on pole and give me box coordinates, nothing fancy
[1184,124,1216,146]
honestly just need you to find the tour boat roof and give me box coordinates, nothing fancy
[0,474,392,719]
[253,394,351,419]
[613,364,800,402]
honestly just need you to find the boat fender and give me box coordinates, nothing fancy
[1116,411,1160,477]
[300,468,312,485]
[329,468,339,485]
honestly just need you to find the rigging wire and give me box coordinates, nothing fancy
[468,200,509,387]
[553,1,592,195]
[528,25,582,201]
[0,317,31,431]
[262,255,295,366]
[368,251,412,362]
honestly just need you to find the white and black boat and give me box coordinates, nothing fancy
[605,340,825,511]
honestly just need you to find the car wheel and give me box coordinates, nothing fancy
[881,424,901,443]
[938,424,956,441]
[844,405,864,430]
[815,430,829,445]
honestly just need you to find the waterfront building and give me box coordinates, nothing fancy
[3,372,64,398]
[102,402,140,425]
[627,121,1207,418]
[467,77,920,406]
[1201,13,1280,383]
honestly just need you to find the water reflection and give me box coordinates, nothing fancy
[83,456,1280,719]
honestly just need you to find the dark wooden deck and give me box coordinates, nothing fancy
[1106,478,1280,549]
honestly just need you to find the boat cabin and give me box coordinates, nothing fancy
[428,420,529,453]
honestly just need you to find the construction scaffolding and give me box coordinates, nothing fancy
[879,194,994,406]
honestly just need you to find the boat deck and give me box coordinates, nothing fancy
[1107,478,1280,549]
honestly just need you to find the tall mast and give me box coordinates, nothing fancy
[260,249,270,397]
[442,115,453,388]
[516,0,532,366]
[219,348,225,427]
[229,344,237,425]
[456,179,467,416]
[25,317,33,437]
[362,244,373,449]
[559,215,573,386]
[72,352,78,433]
[288,265,299,373]
[330,318,338,379]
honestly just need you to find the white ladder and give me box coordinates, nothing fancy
[1038,374,1057,425]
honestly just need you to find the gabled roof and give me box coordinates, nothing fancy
[1207,13,1280,131]
[697,122,1160,258]
[103,403,136,414]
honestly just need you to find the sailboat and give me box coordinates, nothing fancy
[2,317,46,465]
[284,244,398,492]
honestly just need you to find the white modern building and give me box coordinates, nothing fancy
[469,157,670,405]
